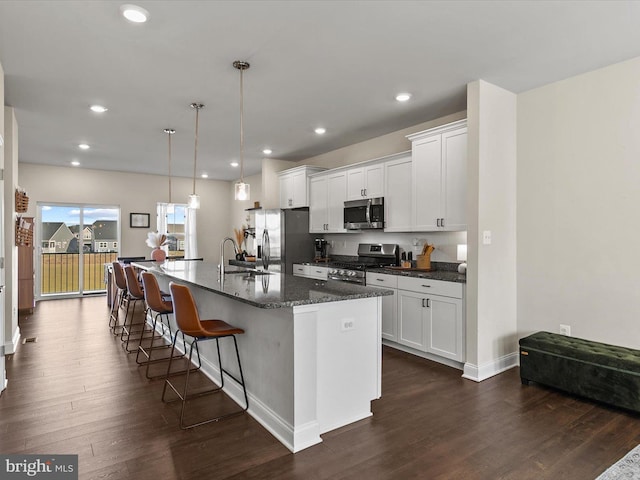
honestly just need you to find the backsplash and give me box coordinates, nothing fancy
[321,230,467,263]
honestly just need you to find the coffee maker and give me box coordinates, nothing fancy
[314,238,328,260]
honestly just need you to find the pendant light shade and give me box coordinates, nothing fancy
[189,102,204,209]
[233,60,250,201]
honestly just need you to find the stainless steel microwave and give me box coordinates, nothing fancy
[344,197,384,230]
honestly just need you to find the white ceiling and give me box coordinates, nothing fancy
[1,1,640,181]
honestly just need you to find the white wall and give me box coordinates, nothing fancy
[4,107,19,355]
[19,164,231,265]
[465,80,518,381]
[517,56,640,349]
[0,60,5,392]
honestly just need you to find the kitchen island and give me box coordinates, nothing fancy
[133,261,392,453]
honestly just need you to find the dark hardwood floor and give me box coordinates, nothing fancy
[1,297,639,479]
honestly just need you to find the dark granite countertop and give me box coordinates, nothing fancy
[133,261,392,309]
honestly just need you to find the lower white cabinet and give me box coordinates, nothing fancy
[293,264,328,280]
[366,273,398,342]
[396,276,464,362]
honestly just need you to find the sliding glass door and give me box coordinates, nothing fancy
[37,203,120,299]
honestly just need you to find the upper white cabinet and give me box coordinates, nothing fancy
[346,163,384,200]
[383,152,412,232]
[309,170,347,233]
[407,120,467,231]
[278,166,326,209]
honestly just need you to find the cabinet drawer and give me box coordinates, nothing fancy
[307,266,328,280]
[397,276,462,298]
[293,264,307,276]
[366,272,398,288]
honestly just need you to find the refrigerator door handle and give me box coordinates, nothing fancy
[262,229,270,270]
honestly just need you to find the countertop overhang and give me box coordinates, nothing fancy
[133,261,393,309]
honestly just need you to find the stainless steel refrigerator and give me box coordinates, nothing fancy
[254,209,315,274]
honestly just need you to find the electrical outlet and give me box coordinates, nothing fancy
[482,230,492,245]
[341,319,355,332]
[559,324,571,336]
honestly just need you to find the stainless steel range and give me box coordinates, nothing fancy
[328,243,399,285]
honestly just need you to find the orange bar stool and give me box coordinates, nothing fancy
[136,272,181,379]
[121,265,151,353]
[108,262,129,334]
[162,282,249,429]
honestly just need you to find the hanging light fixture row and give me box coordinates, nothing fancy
[234,60,250,201]
[162,60,252,208]
[188,102,204,209]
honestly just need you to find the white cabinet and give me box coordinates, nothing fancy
[366,273,398,342]
[383,153,412,232]
[346,163,384,200]
[396,276,464,362]
[278,166,326,209]
[407,120,467,231]
[309,171,347,233]
[293,263,328,280]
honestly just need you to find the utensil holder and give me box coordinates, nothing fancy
[416,254,431,270]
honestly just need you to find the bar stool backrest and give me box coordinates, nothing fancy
[141,272,172,313]
[124,265,144,300]
[169,282,207,337]
[112,262,128,291]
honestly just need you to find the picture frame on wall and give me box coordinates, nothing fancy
[130,212,150,228]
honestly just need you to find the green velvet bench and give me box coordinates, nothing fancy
[519,331,640,413]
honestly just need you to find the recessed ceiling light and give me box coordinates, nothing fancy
[201,173,209,178]
[120,4,149,23]
[263,148,272,155]
[78,143,90,150]
[395,93,412,102]
[71,160,80,167]
[314,127,326,135]
[90,105,108,113]
[230,162,239,167]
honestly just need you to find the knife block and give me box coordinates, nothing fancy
[416,254,431,270]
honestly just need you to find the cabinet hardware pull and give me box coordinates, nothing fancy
[441,218,445,227]
[422,299,426,308]
[436,218,440,227]
[376,278,384,281]
[427,299,431,308]
[421,285,431,288]
[364,188,367,196]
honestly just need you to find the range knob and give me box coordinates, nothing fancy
[348,271,356,277]
[339,270,345,275]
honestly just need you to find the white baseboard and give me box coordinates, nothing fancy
[462,351,519,382]
[4,326,21,355]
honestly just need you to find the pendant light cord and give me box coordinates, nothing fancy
[192,106,200,195]
[240,67,245,183]
[168,130,173,203]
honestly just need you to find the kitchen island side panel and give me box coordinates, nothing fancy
[152,274,381,452]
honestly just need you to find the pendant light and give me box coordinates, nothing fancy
[163,128,175,203]
[233,60,250,201]
[188,102,204,209]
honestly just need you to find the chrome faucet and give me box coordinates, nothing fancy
[219,237,239,277]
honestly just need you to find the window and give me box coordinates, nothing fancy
[157,203,197,258]
[98,242,108,249]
